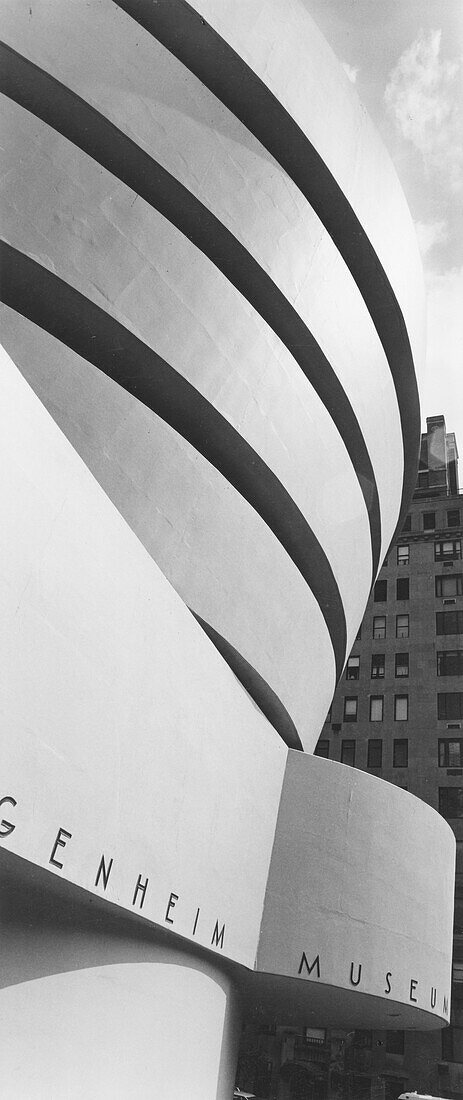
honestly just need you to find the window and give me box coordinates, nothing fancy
[437,650,463,677]
[442,1025,455,1061]
[402,514,412,533]
[394,695,408,721]
[367,739,382,767]
[439,740,463,767]
[303,1027,326,1046]
[355,624,362,641]
[354,1030,372,1050]
[373,615,386,639]
[436,574,463,598]
[382,1029,404,1056]
[346,655,360,680]
[439,788,463,819]
[436,610,463,635]
[423,511,436,530]
[418,471,429,490]
[374,579,387,602]
[370,696,384,722]
[397,545,409,565]
[344,697,358,722]
[386,1030,405,1055]
[448,509,461,528]
[438,693,463,720]
[393,739,408,767]
[341,739,355,766]
[435,540,462,561]
[396,614,409,639]
[371,653,385,679]
[395,652,409,678]
[314,739,329,758]
[396,577,409,600]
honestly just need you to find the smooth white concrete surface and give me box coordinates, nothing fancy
[0,95,373,653]
[0,311,337,747]
[0,348,287,967]
[0,959,237,1099]
[0,0,405,566]
[189,0,426,379]
[258,753,455,1026]
[0,0,404,567]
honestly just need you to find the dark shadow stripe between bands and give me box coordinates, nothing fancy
[191,613,302,750]
[0,240,347,679]
[113,0,421,551]
[0,40,380,579]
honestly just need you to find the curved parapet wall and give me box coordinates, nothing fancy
[0,0,423,747]
[256,754,454,1030]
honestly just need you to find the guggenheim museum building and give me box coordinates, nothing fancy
[0,0,455,1096]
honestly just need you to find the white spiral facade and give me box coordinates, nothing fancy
[0,2,454,1097]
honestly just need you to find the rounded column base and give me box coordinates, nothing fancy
[0,917,241,1099]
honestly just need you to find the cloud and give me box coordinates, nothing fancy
[342,61,358,84]
[414,219,448,259]
[420,265,463,444]
[384,29,463,191]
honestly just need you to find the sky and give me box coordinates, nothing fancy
[307,0,463,462]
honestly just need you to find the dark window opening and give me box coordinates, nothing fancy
[436,610,463,635]
[374,579,387,602]
[436,574,463,597]
[395,653,409,677]
[371,653,385,679]
[393,739,408,767]
[438,693,463,720]
[439,740,463,767]
[386,1030,405,1055]
[396,577,409,600]
[354,1030,372,1050]
[437,650,463,677]
[367,739,382,768]
[441,1024,454,1061]
[341,739,355,766]
[439,787,463,819]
